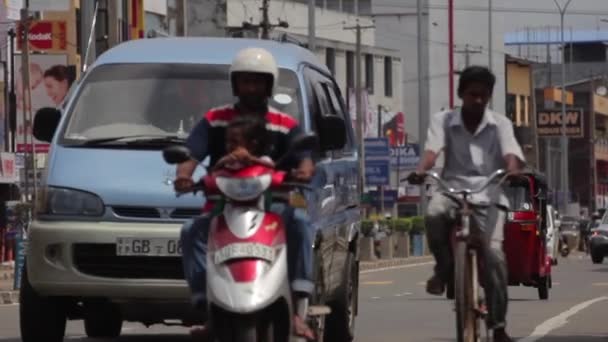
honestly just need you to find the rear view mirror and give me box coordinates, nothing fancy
[319,114,346,151]
[289,133,319,152]
[162,145,192,164]
[33,107,61,143]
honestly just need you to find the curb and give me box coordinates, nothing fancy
[0,290,18,305]
[360,256,433,271]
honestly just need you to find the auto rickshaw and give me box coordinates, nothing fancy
[503,171,551,300]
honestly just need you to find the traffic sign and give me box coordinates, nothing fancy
[365,161,389,186]
[364,138,390,163]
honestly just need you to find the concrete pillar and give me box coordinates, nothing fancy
[359,237,376,261]
[394,233,410,258]
[379,236,394,259]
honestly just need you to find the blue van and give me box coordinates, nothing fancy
[22,37,360,341]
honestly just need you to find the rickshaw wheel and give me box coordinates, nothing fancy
[537,276,549,300]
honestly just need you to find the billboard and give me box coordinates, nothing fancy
[536,108,584,138]
[17,20,67,52]
[15,54,74,152]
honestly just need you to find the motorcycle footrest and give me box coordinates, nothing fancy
[308,305,331,316]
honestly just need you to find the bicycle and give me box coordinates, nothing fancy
[406,169,508,342]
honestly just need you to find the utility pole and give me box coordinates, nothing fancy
[454,44,482,69]
[488,0,493,108]
[239,0,288,40]
[261,0,270,39]
[416,0,427,213]
[378,104,385,215]
[19,0,35,203]
[555,0,573,213]
[344,20,375,196]
[308,0,316,51]
[8,29,16,153]
[174,0,187,36]
[368,7,428,213]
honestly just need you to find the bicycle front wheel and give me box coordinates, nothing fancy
[454,241,479,342]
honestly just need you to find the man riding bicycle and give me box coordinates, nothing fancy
[174,47,316,339]
[408,66,524,342]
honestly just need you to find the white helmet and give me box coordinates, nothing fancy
[229,47,278,97]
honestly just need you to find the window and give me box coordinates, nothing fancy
[505,185,533,211]
[384,56,393,97]
[326,48,336,75]
[342,0,356,13]
[326,0,340,11]
[365,54,374,94]
[346,51,354,91]
[322,83,354,151]
[506,94,516,122]
[60,64,303,144]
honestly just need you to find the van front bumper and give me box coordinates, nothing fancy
[26,219,191,300]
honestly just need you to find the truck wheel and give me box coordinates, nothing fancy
[84,301,123,338]
[19,267,67,342]
[591,252,604,264]
[325,253,357,342]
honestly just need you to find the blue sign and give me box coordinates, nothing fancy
[369,189,398,208]
[364,138,390,163]
[390,144,420,169]
[365,162,390,186]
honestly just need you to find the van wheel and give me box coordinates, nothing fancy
[591,253,604,264]
[325,253,357,342]
[84,301,123,338]
[19,267,67,342]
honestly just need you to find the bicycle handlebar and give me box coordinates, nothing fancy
[419,169,507,196]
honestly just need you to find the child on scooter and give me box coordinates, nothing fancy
[213,114,274,171]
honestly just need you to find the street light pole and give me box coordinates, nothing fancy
[554,0,573,213]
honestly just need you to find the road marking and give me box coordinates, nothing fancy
[591,282,608,286]
[361,261,434,274]
[362,280,393,285]
[371,296,381,300]
[394,292,413,297]
[519,296,608,342]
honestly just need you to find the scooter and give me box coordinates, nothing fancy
[163,133,329,342]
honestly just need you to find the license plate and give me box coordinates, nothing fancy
[116,237,182,257]
[214,243,275,265]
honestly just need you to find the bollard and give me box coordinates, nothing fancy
[359,237,376,261]
[379,236,394,259]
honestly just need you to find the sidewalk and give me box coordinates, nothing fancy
[360,255,433,271]
[0,266,16,305]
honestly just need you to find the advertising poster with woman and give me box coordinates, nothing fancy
[15,54,74,153]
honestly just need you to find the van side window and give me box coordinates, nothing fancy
[304,67,353,154]
[321,82,354,152]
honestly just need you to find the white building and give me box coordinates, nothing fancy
[146,0,402,136]
[372,0,608,144]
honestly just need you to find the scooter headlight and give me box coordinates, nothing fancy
[216,175,272,201]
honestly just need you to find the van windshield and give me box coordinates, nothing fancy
[60,63,302,144]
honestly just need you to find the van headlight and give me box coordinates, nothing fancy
[39,187,105,216]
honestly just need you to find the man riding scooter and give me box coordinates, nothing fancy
[173,47,317,339]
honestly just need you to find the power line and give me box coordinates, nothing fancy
[371,3,608,16]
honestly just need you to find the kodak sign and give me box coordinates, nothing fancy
[17,20,67,52]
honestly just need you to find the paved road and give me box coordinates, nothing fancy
[0,254,606,341]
